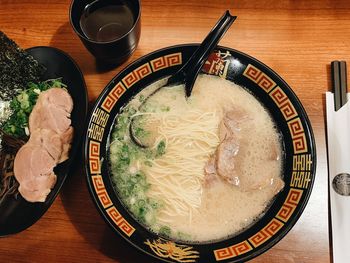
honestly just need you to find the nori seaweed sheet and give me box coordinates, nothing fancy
[0,31,45,100]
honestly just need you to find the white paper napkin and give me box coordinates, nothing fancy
[326,92,350,263]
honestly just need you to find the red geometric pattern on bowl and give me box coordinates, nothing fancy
[270,86,288,105]
[276,188,303,223]
[122,63,152,88]
[106,206,136,237]
[270,87,298,121]
[243,64,276,93]
[101,82,127,113]
[287,118,308,154]
[248,219,284,248]
[213,241,253,261]
[92,175,113,209]
[279,100,298,121]
[150,52,182,72]
[89,140,101,174]
[288,118,304,136]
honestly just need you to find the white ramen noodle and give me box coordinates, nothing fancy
[109,74,283,242]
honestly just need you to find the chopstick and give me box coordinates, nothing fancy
[340,61,348,107]
[332,60,348,110]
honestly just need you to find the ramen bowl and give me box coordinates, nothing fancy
[83,45,316,263]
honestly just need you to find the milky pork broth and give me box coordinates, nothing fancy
[109,74,284,242]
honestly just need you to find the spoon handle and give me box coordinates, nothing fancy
[166,10,237,97]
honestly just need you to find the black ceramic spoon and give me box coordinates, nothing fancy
[165,10,236,97]
[130,10,236,148]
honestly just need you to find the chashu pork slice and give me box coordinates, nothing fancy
[43,87,74,113]
[205,109,284,194]
[29,87,73,135]
[216,136,282,191]
[218,108,249,141]
[14,144,57,202]
[59,126,74,163]
[14,87,74,203]
[28,128,63,163]
[29,101,71,135]
[27,127,72,163]
[205,109,246,186]
[17,172,57,202]
[215,137,240,186]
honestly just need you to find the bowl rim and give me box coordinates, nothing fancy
[83,43,317,263]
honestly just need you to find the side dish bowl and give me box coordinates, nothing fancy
[0,46,88,236]
[83,44,316,263]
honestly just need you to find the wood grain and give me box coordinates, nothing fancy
[1,0,347,262]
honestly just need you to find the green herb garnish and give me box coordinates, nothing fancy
[2,78,66,138]
[156,140,166,157]
[159,226,172,237]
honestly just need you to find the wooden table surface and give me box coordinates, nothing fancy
[2,0,349,262]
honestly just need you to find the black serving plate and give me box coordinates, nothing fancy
[0,46,88,236]
[84,44,316,263]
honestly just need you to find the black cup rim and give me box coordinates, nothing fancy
[69,0,141,44]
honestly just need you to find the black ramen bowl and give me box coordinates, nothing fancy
[83,45,316,263]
